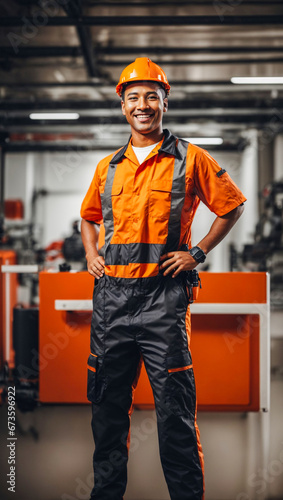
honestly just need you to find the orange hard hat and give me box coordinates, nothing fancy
[116,57,170,97]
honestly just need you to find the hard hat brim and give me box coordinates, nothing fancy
[116,78,170,97]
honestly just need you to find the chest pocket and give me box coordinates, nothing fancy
[149,180,186,222]
[149,180,173,221]
[100,184,123,222]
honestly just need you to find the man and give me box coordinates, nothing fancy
[81,57,246,500]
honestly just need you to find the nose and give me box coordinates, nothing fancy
[137,97,149,110]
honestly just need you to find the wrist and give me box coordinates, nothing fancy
[188,246,207,264]
[86,250,99,262]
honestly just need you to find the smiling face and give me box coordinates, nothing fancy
[121,81,168,145]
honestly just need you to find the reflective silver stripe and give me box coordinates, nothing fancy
[164,139,189,253]
[100,163,117,260]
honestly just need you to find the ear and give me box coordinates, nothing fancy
[163,97,168,113]
[121,100,126,116]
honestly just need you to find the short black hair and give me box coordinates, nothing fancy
[121,81,167,101]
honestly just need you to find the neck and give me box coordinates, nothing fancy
[131,128,164,147]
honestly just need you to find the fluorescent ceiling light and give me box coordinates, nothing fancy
[29,113,80,120]
[231,77,283,85]
[183,137,223,145]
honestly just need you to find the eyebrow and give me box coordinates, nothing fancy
[126,91,159,97]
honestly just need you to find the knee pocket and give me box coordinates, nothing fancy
[87,353,107,404]
[165,350,196,417]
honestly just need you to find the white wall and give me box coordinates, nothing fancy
[5,149,111,247]
[5,153,35,223]
[32,150,112,246]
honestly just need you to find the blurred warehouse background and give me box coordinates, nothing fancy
[0,1,283,499]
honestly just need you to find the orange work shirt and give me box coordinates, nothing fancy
[81,129,246,279]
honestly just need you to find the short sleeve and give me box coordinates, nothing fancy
[194,149,247,216]
[80,165,103,224]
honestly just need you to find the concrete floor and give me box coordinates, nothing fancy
[0,315,282,500]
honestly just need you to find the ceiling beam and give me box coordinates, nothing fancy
[98,46,283,55]
[61,0,99,77]
[1,80,283,89]
[0,46,82,58]
[1,16,283,26]
[98,57,283,65]
[2,46,283,59]
[0,81,112,88]
[87,0,283,4]
[16,0,283,5]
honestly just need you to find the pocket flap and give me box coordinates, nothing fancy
[87,353,97,371]
[112,184,123,196]
[166,350,192,372]
[151,180,172,192]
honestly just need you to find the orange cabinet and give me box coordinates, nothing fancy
[39,272,269,411]
[0,250,17,369]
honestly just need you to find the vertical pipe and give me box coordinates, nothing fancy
[0,147,5,240]
[5,260,11,363]
[234,129,259,246]
[258,138,274,214]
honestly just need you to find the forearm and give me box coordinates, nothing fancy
[197,204,245,255]
[81,219,99,260]
[81,219,105,278]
